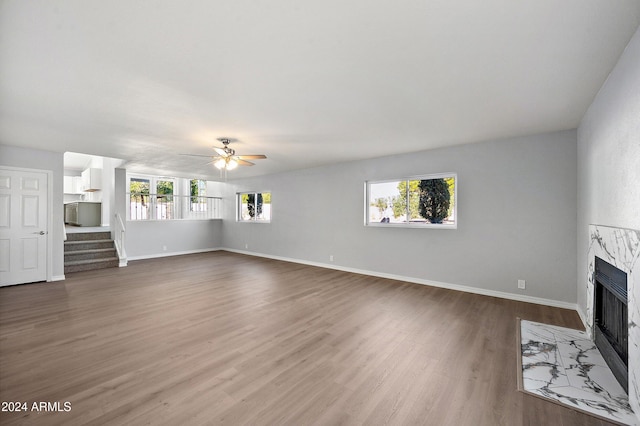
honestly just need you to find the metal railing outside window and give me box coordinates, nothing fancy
[128,193,222,220]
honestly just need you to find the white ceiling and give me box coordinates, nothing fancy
[1,1,639,180]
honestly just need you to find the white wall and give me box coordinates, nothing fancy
[99,157,118,226]
[223,130,578,304]
[0,144,65,280]
[577,27,640,316]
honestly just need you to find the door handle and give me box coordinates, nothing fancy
[34,231,46,235]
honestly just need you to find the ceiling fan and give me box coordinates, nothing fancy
[182,138,267,171]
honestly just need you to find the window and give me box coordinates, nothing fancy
[129,176,175,220]
[128,175,221,221]
[130,177,151,220]
[238,192,271,222]
[189,179,206,212]
[155,178,175,219]
[366,173,456,228]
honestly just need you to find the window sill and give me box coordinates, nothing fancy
[366,222,456,230]
[127,218,222,222]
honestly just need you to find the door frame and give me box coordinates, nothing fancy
[0,165,54,284]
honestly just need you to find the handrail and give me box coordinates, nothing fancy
[127,193,222,221]
[114,212,127,267]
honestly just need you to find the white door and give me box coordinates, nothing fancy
[0,168,48,286]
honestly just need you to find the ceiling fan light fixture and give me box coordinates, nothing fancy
[226,158,238,170]
[214,158,227,170]
[184,138,266,172]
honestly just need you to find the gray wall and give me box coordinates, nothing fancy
[577,27,640,316]
[0,144,65,280]
[223,130,578,303]
[124,175,225,259]
[126,219,223,259]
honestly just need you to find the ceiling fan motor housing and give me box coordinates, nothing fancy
[216,138,235,156]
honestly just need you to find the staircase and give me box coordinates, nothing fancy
[64,231,119,273]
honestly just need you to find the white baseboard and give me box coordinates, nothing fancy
[128,247,222,261]
[576,305,588,331]
[224,248,579,311]
[50,275,65,282]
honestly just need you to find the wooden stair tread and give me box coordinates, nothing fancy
[64,257,119,266]
[64,248,115,255]
[64,239,113,245]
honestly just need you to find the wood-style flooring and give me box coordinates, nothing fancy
[0,251,616,425]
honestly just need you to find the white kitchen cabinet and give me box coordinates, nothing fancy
[63,176,84,194]
[64,176,74,194]
[81,168,102,192]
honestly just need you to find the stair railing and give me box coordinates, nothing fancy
[114,212,127,267]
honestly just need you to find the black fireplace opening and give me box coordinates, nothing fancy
[593,256,628,393]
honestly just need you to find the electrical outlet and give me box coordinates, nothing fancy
[329,255,334,262]
[162,245,167,251]
[245,244,248,249]
[518,279,526,289]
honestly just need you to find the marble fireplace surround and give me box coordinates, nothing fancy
[585,225,640,421]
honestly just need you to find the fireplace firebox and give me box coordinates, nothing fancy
[593,256,628,392]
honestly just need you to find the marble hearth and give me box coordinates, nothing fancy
[520,320,636,424]
[586,225,640,422]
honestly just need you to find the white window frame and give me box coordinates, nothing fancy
[127,174,222,221]
[188,179,206,215]
[365,173,457,229]
[127,174,177,221]
[237,191,272,223]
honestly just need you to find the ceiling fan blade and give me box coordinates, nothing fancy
[214,147,227,157]
[236,159,255,166]
[236,154,267,160]
[180,153,214,158]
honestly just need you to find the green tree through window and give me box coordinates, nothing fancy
[367,174,456,227]
[419,178,450,223]
[238,192,271,221]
